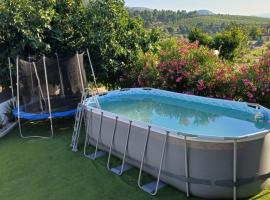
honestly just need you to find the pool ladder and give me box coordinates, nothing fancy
[71,88,100,152]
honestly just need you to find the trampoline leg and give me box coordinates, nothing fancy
[48,116,54,138]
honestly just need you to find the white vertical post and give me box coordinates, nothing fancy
[86,48,99,94]
[84,108,93,156]
[76,52,85,91]
[8,57,15,107]
[233,140,237,200]
[16,56,23,137]
[55,52,65,97]
[43,55,54,138]
[184,136,190,197]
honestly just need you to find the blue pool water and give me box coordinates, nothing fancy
[95,89,270,138]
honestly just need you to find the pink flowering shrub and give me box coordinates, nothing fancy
[236,54,270,105]
[135,38,270,107]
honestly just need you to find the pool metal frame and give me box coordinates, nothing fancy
[72,88,270,200]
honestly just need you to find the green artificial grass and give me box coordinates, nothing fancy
[0,119,269,200]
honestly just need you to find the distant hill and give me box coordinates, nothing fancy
[129,8,270,35]
[128,7,153,12]
[196,10,215,16]
[256,13,270,18]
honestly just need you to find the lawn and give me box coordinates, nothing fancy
[0,119,269,200]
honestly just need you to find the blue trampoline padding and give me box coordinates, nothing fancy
[13,107,77,120]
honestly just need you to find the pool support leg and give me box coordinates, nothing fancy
[184,136,190,198]
[109,120,133,175]
[233,140,237,200]
[138,127,168,195]
[85,111,106,160]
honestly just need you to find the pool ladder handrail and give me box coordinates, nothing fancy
[71,89,89,151]
[107,119,133,175]
[138,126,169,195]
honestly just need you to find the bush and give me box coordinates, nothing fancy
[236,52,270,105]
[213,24,248,60]
[137,38,270,107]
[188,27,213,47]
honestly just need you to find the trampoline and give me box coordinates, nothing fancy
[11,52,88,138]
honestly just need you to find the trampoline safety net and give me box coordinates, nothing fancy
[18,54,86,115]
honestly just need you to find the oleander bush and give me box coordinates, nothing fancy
[136,38,270,107]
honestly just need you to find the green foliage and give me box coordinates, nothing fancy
[188,28,213,46]
[0,0,87,87]
[249,26,263,40]
[0,0,160,88]
[213,24,248,60]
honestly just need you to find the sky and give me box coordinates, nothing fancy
[125,0,270,16]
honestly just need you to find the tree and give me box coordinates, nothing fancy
[0,0,87,87]
[213,24,248,60]
[0,0,160,88]
[249,26,263,40]
[188,28,213,46]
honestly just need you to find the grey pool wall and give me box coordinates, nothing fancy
[84,106,270,199]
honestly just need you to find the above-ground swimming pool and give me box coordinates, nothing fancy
[83,88,270,199]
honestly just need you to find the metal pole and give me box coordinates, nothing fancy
[55,52,65,97]
[107,116,119,170]
[76,52,85,91]
[86,48,99,94]
[138,127,168,196]
[153,130,169,195]
[8,57,15,107]
[84,109,93,156]
[184,136,190,197]
[43,55,54,138]
[73,103,85,150]
[28,55,35,97]
[118,120,132,175]
[16,56,23,137]
[138,126,151,187]
[93,111,104,159]
[32,62,45,112]
[233,140,237,200]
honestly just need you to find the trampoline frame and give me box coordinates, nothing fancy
[10,51,89,139]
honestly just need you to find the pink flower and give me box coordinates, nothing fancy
[247,92,254,99]
[197,79,206,91]
[176,77,182,83]
[243,79,251,86]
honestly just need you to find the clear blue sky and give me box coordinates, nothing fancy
[125,0,270,16]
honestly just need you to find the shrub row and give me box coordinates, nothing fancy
[134,38,270,107]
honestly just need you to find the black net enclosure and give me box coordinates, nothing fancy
[15,53,86,119]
